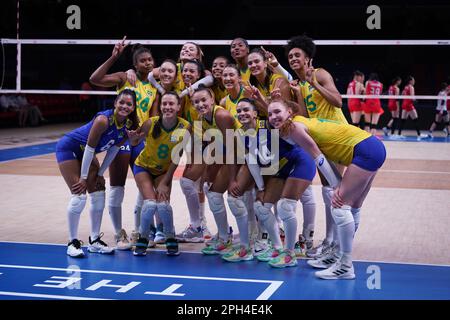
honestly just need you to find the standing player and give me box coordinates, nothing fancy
[56,89,138,257]
[364,73,384,135]
[211,56,231,105]
[127,92,191,256]
[397,76,427,139]
[428,82,449,137]
[230,38,251,83]
[383,77,402,136]
[347,71,366,127]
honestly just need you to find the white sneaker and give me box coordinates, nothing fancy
[154,231,166,244]
[201,224,213,241]
[115,229,131,250]
[130,230,140,246]
[315,260,355,280]
[382,127,389,136]
[176,225,204,243]
[253,239,269,257]
[67,239,84,258]
[307,251,340,269]
[88,233,114,254]
[306,239,331,258]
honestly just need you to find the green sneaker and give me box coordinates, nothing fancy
[268,250,298,268]
[256,247,281,262]
[222,245,254,262]
[201,239,232,255]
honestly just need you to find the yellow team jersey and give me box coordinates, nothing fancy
[224,86,245,127]
[201,105,240,131]
[173,63,185,93]
[255,73,284,99]
[117,79,157,126]
[292,116,370,166]
[212,83,228,105]
[182,95,200,125]
[240,67,251,84]
[298,68,347,124]
[135,116,190,176]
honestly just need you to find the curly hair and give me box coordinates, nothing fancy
[285,35,316,59]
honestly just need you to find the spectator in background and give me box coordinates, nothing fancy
[16,94,46,127]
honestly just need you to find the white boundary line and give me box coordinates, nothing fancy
[0,291,110,300]
[1,240,450,267]
[0,263,283,300]
[2,38,450,46]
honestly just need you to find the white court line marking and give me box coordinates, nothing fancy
[0,291,111,300]
[1,241,450,268]
[0,264,283,300]
[145,284,185,297]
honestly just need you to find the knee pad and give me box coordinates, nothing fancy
[67,194,87,215]
[109,186,124,207]
[227,196,248,219]
[142,199,157,215]
[321,186,333,206]
[276,198,297,221]
[89,191,105,212]
[331,205,354,227]
[205,191,225,215]
[254,201,273,223]
[156,201,172,215]
[300,185,315,206]
[180,177,198,196]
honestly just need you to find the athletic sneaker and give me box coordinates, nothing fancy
[268,250,298,268]
[315,261,355,280]
[154,231,166,244]
[165,238,180,256]
[428,131,434,138]
[133,237,149,256]
[201,239,233,255]
[307,251,341,269]
[115,229,131,250]
[222,245,254,262]
[294,234,313,257]
[67,239,84,258]
[253,239,269,257]
[87,233,114,254]
[176,225,204,243]
[306,239,331,258]
[256,247,281,262]
[130,230,140,246]
[205,226,234,246]
[201,224,213,241]
[279,227,285,243]
[382,127,389,136]
[444,128,448,136]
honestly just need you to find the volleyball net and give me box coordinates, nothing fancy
[0,38,449,102]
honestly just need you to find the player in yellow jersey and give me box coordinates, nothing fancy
[127,92,191,256]
[268,100,386,280]
[211,56,230,105]
[230,38,251,83]
[219,64,245,124]
[89,37,159,250]
[245,48,291,116]
[285,35,350,257]
[177,87,237,251]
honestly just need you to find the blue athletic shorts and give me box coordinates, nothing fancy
[132,164,162,180]
[55,136,84,163]
[275,148,316,182]
[130,141,145,166]
[352,135,386,172]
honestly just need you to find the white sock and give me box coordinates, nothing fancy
[255,202,282,249]
[300,185,316,240]
[277,198,298,251]
[206,191,229,241]
[351,207,361,233]
[156,202,175,238]
[139,200,157,238]
[108,186,124,234]
[227,196,249,247]
[180,177,201,228]
[134,192,143,231]
[89,191,105,240]
[322,186,335,243]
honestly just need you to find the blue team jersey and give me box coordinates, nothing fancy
[65,109,130,153]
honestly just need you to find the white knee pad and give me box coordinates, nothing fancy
[90,191,105,212]
[156,201,171,215]
[67,194,87,215]
[109,186,124,207]
[227,196,248,218]
[331,205,354,227]
[142,199,157,214]
[322,186,333,206]
[276,198,297,221]
[205,191,225,215]
[180,177,198,196]
[156,201,174,235]
[254,201,273,223]
[300,185,315,205]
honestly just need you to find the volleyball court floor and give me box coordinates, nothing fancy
[0,124,449,300]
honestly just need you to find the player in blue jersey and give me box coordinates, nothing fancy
[56,89,138,258]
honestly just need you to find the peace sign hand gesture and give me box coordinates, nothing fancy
[112,36,130,58]
[304,59,317,86]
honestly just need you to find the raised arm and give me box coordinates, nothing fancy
[305,59,342,108]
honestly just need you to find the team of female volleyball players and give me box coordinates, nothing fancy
[56,35,386,280]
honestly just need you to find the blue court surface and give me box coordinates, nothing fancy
[0,242,449,300]
[0,142,57,162]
